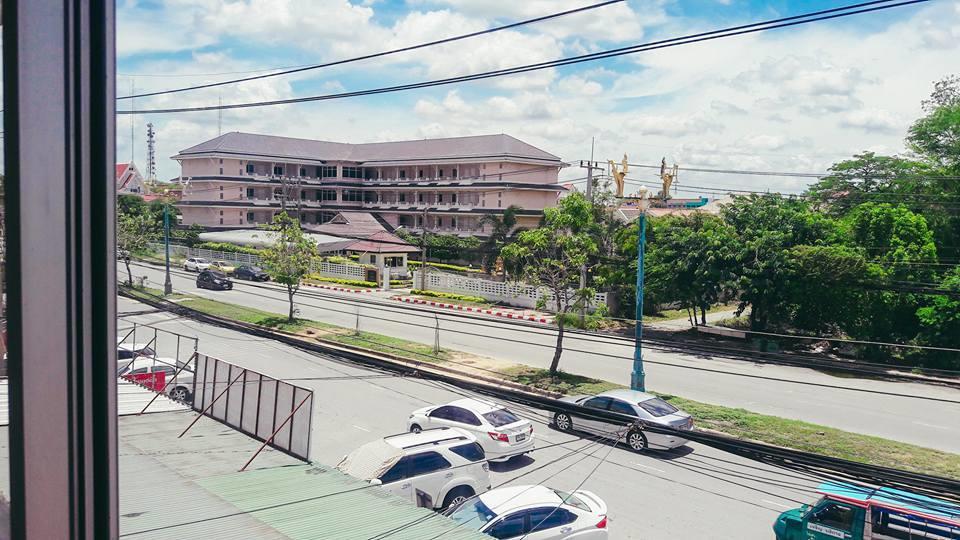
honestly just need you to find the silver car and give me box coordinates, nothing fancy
[553,389,693,451]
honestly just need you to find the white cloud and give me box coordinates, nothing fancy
[840,109,902,133]
[558,76,603,96]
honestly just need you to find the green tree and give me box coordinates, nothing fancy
[501,194,599,374]
[117,212,157,286]
[807,152,932,216]
[260,212,317,322]
[722,194,839,331]
[782,245,868,333]
[907,103,960,171]
[645,214,738,325]
[479,205,522,274]
[915,268,960,369]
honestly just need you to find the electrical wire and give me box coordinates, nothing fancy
[118,0,930,115]
[117,0,626,100]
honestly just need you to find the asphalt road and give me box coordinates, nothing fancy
[125,260,960,454]
[119,294,825,540]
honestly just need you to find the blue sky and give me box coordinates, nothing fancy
[116,0,960,193]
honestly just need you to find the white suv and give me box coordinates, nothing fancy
[183,257,210,272]
[337,427,491,510]
[408,398,535,461]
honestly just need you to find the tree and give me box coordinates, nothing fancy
[645,214,738,325]
[915,268,960,369]
[806,152,932,216]
[921,74,960,112]
[116,212,157,286]
[907,103,960,172]
[501,194,598,374]
[480,205,522,275]
[260,212,317,322]
[782,245,868,333]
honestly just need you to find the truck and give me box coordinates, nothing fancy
[774,481,960,540]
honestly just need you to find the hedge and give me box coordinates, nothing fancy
[306,275,378,288]
[408,260,481,273]
[410,289,487,303]
[195,242,261,255]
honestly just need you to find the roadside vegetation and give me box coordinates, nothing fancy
[408,289,487,304]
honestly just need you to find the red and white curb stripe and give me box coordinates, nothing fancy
[304,282,381,293]
[392,296,551,324]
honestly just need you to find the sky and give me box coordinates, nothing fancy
[116,0,960,195]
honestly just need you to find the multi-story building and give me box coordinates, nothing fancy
[173,132,566,235]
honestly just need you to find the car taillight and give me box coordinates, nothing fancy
[488,432,509,442]
[596,516,607,529]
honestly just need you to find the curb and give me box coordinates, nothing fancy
[391,296,551,324]
[303,282,381,294]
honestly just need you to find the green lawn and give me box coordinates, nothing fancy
[326,331,450,362]
[499,367,960,480]
[178,297,314,333]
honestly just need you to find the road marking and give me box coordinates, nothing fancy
[761,499,792,509]
[352,424,371,432]
[631,462,666,473]
[912,421,952,430]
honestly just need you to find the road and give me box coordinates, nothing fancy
[126,260,960,454]
[119,294,823,540]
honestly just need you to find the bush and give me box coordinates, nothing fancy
[408,260,481,273]
[195,242,261,255]
[410,289,487,303]
[556,304,610,330]
[306,275,378,288]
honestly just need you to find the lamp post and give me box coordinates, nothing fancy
[631,185,651,392]
[163,204,173,295]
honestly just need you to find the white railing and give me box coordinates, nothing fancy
[413,270,607,312]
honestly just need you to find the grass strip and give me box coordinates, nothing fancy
[498,366,960,480]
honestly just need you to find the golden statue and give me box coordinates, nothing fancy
[660,157,678,200]
[609,154,628,197]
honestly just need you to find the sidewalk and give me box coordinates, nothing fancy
[390,294,554,324]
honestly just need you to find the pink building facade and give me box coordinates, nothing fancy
[173,132,566,235]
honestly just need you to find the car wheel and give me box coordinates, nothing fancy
[627,430,648,452]
[553,412,573,432]
[409,424,422,433]
[170,386,191,402]
[442,486,474,510]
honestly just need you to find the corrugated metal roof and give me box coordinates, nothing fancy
[196,464,491,540]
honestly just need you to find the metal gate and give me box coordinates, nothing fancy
[192,354,313,461]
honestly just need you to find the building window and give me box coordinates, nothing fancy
[247,212,255,222]
[219,193,223,200]
[273,165,284,175]
[438,169,444,177]
[498,200,502,208]
[342,190,363,202]
[363,191,377,203]
[342,166,363,179]
[452,169,457,178]
[370,255,377,264]
[399,170,406,179]
[417,216,423,227]
[246,163,255,174]
[300,190,307,200]
[299,167,307,177]
[452,193,458,203]
[499,163,503,169]
[399,215,413,227]
[219,210,224,216]
[451,217,458,228]
[220,185,224,191]
[220,218,224,224]
[320,189,337,201]
[239,169,243,175]
[219,158,223,164]
[246,187,255,198]
[219,167,223,174]
[418,169,424,178]
[319,165,337,178]
[437,217,443,228]
[438,193,444,203]
[418,193,424,203]
[399,193,406,203]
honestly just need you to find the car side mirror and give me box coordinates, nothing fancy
[370,478,382,486]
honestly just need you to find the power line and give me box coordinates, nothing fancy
[118,0,929,115]
[116,0,626,100]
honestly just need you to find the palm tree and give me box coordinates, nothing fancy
[479,205,522,277]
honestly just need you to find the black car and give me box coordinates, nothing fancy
[197,269,233,290]
[234,265,270,281]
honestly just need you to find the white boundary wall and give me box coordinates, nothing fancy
[148,243,366,280]
[414,270,606,311]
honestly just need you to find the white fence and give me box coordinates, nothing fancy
[149,243,368,281]
[413,270,607,312]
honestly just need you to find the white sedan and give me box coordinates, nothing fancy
[408,398,534,461]
[444,485,609,539]
[183,257,211,272]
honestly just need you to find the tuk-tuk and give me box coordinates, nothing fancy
[774,481,960,539]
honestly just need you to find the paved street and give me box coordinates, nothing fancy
[119,295,824,540]
[126,260,960,454]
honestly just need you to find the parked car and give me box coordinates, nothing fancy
[183,257,211,272]
[553,389,693,451]
[196,269,233,290]
[408,398,534,461]
[234,265,270,281]
[118,357,194,402]
[337,427,491,510]
[444,484,609,539]
[209,260,236,275]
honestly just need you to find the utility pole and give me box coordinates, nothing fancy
[146,123,157,183]
[577,141,602,324]
[163,205,173,295]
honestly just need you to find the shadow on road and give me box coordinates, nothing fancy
[489,455,535,472]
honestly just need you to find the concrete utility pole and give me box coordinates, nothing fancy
[163,205,173,295]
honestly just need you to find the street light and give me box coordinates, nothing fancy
[631,185,651,392]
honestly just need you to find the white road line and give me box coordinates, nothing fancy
[631,462,666,473]
[352,424,371,432]
[912,421,952,430]
[761,499,793,509]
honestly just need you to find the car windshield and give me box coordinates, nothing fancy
[248,266,262,272]
[444,498,497,531]
[195,258,208,263]
[637,397,680,417]
[553,489,590,511]
[482,408,521,427]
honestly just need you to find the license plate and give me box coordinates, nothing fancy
[515,433,526,442]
